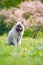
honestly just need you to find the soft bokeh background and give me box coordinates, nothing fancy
[0,0,43,38]
[0,0,43,65]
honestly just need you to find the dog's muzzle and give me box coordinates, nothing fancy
[16,24,23,32]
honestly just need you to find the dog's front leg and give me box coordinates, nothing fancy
[13,39,18,46]
[18,39,21,45]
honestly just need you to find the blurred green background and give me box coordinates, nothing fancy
[0,0,43,65]
[0,0,43,38]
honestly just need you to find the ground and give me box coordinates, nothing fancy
[0,34,43,65]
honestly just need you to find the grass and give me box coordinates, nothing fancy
[0,34,43,65]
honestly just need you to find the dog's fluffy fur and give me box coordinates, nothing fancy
[7,21,25,45]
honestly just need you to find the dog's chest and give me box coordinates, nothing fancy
[16,34,21,44]
[17,38,19,44]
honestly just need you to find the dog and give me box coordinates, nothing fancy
[7,21,25,46]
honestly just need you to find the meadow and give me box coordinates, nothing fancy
[0,0,43,65]
[0,34,43,65]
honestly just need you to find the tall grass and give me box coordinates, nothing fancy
[0,34,43,65]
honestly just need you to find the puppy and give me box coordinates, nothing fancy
[7,21,25,45]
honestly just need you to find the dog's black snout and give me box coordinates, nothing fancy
[16,24,23,32]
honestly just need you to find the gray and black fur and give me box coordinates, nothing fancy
[7,21,25,46]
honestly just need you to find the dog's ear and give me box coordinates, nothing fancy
[15,21,17,23]
[14,21,17,25]
[21,21,24,25]
[21,21,26,28]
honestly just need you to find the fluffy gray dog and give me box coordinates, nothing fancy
[7,21,25,45]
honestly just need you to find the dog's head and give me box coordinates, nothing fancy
[15,21,25,33]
